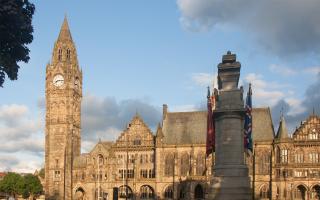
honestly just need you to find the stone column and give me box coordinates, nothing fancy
[209,51,251,200]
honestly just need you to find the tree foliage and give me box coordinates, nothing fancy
[0,172,43,198]
[0,172,24,196]
[22,174,43,198]
[0,0,35,87]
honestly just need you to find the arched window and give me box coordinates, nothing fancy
[294,150,304,163]
[164,153,174,176]
[281,148,288,163]
[140,185,154,199]
[294,185,307,200]
[164,185,173,199]
[259,185,269,198]
[180,153,189,176]
[194,184,204,199]
[58,49,62,61]
[196,153,205,176]
[309,152,319,163]
[75,187,85,200]
[179,185,186,199]
[66,49,71,60]
[258,153,270,175]
[119,185,133,199]
[276,146,281,163]
[98,154,104,166]
[311,185,320,199]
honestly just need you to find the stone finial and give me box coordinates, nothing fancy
[217,51,241,90]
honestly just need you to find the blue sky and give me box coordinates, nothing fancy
[0,0,319,172]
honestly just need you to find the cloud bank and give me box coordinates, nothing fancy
[177,0,320,57]
[81,94,162,151]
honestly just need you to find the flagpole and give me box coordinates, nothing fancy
[252,144,255,200]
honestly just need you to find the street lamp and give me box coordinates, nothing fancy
[290,183,293,200]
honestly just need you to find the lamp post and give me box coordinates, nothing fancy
[290,183,293,200]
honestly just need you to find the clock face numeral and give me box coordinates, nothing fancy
[53,74,64,87]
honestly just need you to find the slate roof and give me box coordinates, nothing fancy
[162,107,274,145]
[252,108,275,141]
[162,111,207,145]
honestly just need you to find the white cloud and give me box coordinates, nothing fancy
[304,66,320,75]
[170,104,199,112]
[191,73,217,88]
[244,73,289,106]
[285,98,305,116]
[269,64,297,76]
[0,104,44,172]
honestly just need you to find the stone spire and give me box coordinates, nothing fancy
[57,16,73,42]
[156,123,164,138]
[276,115,289,139]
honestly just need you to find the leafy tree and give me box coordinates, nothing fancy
[0,172,24,197]
[0,0,35,87]
[22,174,43,198]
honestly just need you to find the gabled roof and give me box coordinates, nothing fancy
[161,107,275,145]
[115,114,154,147]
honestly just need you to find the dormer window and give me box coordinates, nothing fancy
[58,49,62,61]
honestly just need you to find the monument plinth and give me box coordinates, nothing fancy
[209,51,251,200]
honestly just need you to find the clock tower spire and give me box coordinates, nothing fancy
[45,16,82,200]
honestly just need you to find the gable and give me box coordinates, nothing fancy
[115,115,155,148]
[292,115,320,141]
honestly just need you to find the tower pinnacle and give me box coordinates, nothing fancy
[57,16,73,42]
[276,114,289,139]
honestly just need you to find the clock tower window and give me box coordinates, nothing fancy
[58,49,62,61]
[67,49,71,60]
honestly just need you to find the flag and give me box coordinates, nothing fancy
[244,83,253,152]
[206,87,215,157]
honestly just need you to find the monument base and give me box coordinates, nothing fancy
[208,165,252,200]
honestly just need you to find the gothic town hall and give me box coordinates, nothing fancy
[45,17,320,200]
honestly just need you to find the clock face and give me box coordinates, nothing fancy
[53,74,64,87]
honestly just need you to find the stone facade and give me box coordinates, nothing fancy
[45,18,320,200]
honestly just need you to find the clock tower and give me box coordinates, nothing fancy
[45,17,82,200]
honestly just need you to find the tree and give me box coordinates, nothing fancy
[0,0,35,87]
[0,172,24,197]
[22,174,43,199]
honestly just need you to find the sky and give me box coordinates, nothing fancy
[0,0,319,172]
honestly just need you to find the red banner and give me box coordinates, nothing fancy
[206,88,215,157]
